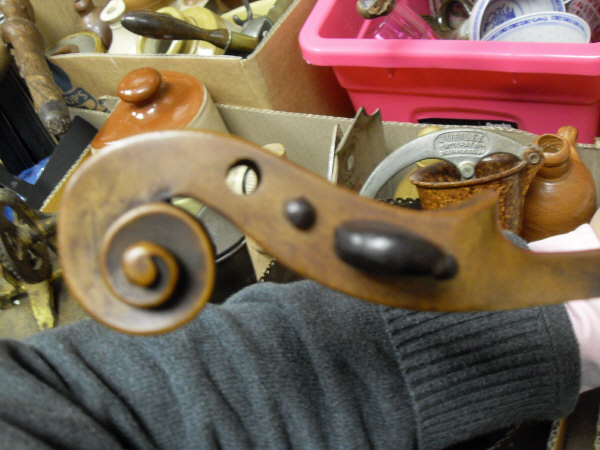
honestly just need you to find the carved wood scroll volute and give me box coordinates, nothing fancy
[57,130,600,334]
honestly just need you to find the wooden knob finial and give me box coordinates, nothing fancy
[118,67,162,104]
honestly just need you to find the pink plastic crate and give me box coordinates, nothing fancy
[299,0,600,143]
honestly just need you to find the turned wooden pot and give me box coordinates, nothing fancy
[521,131,597,241]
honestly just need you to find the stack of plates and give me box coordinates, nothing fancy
[466,0,590,42]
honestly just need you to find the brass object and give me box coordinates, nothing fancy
[393,125,441,199]
[0,188,56,283]
[0,188,60,330]
[0,272,60,331]
[58,130,600,335]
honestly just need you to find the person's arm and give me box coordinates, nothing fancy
[380,301,579,448]
[0,279,580,449]
[0,281,412,450]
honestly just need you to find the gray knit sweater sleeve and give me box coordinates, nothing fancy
[0,280,580,450]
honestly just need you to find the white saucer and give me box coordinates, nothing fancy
[469,0,565,39]
[481,11,591,42]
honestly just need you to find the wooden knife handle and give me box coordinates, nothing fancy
[121,10,258,53]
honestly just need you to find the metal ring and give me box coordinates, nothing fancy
[359,128,535,199]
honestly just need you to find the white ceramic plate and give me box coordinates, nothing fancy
[481,11,591,42]
[469,0,565,39]
[221,0,276,24]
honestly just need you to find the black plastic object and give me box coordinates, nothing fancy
[0,64,56,174]
[334,219,458,279]
[0,115,97,209]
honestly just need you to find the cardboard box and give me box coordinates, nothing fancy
[56,105,599,280]
[70,104,574,183]
[60,105,600,216]
[29,0,354,117]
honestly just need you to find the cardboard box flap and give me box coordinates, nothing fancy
[31,0,354,117]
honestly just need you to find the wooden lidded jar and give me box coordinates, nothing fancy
[91,67,228,153]
[521,128,597,241]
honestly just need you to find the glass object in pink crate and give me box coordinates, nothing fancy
[364,1,439,39]
[568,0,600,42]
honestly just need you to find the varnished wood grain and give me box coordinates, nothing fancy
[58,130,600,334]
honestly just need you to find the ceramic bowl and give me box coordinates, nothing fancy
[46,31,106,55]
[469,0,565,39]
[180,7,230,55]
[136,6,186,54]
[182,6,245,55]
[184,6,240,31]
[220,0,275,24]
[481,11,591,42]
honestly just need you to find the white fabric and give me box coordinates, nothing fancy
[529,224,600,393]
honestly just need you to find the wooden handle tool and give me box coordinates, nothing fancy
[121,10,259,54]
[0,0,71,135]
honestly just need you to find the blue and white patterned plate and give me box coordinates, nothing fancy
[469,0,565,39]
[481,11,591,42]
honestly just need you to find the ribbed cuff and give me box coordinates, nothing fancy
[379,305,580,450]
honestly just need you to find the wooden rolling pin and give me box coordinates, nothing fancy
[0,0,71,135]
[121,10,259,54]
